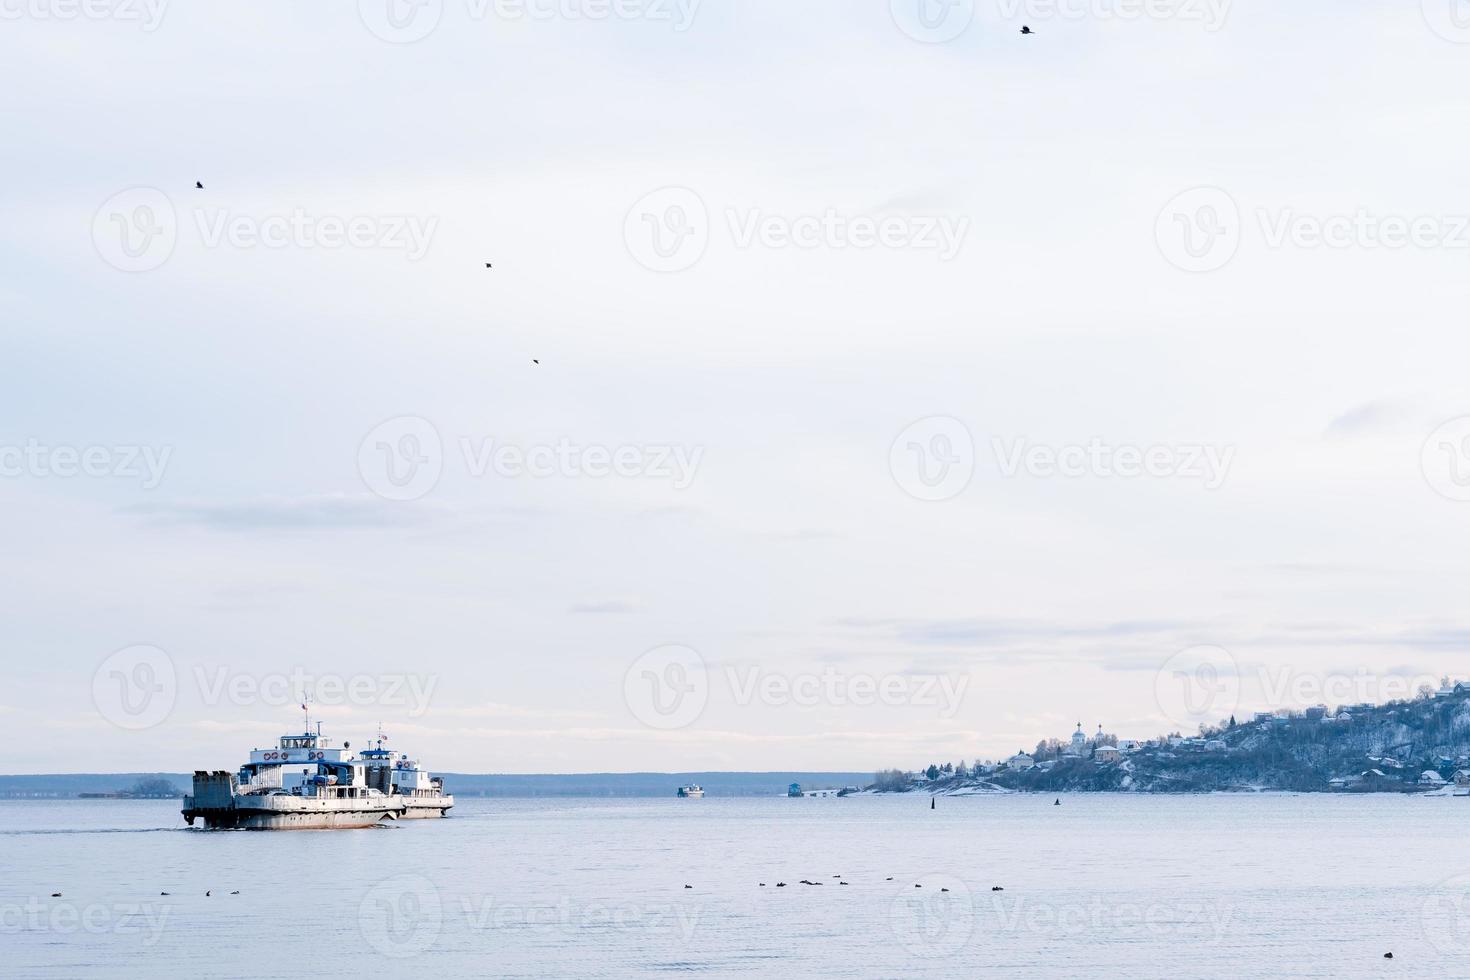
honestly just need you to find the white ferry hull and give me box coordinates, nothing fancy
[183,767,453,830]
[185,795,454,830]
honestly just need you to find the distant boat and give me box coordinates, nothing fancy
[676,784,704,798]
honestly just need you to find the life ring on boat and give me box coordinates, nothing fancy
[280,753,289,762]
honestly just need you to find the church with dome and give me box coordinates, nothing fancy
[1063,722,1109,757]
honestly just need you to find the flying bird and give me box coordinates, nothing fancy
[195,181,203,189]
[484,263,492,268]
[532,359,539,365]
[1020,25,1035,34]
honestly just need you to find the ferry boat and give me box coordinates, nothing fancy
[182,714,452,830]
[676,784,704,798]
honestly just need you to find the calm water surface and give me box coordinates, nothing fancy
[2,794,1467,978]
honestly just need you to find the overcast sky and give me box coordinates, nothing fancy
[5,1,1470,774]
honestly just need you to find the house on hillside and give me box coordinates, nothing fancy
[1094,745,1121,764]
[1420,770,1447,786]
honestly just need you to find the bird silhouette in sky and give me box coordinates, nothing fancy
[195,181,204,189]
[485,262,492,268]
[1020,25,1035,34]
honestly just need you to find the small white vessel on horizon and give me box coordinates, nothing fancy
[676,784,704,798]
[182,711,452,830]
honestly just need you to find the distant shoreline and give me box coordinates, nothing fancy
[0,771,872,800]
